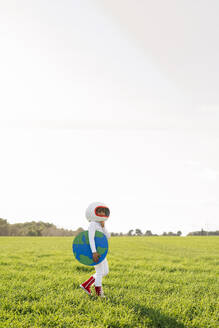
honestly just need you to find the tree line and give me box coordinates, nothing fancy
[0,218,218,236]
[111,229,182,236]
[0,218,83,236]
[113,229,219,236]
[187,229,219,236]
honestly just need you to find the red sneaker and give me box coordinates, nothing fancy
[80,276,95,296]
[95,286,105,297]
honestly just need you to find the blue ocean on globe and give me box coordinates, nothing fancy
[72,230,108,266]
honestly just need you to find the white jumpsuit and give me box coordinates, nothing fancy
[88,221,110,286]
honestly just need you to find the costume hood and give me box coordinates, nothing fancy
[85,202,110,222]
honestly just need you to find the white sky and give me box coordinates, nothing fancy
[0,0,219,235]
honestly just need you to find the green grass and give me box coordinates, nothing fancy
[0,237,218,328]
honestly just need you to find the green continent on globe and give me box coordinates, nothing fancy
[74,231,89,245]
[80,254,94,265]
[95,231,104,238]
[84,231,89,244]
[74,233,84,245]
[97,246,107,255]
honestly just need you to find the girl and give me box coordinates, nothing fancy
[80,202,110,297]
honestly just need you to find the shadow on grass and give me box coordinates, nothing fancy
[132,303,185,328]
[106,297,185,328]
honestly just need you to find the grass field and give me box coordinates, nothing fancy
[0,236,218,328]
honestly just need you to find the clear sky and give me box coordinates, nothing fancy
[0,0,219,235]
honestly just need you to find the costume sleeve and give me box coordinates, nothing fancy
[88,222,96,253]
[102,226,111,239]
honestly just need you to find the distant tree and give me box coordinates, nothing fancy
[0,219,9,236]
[111,232,119,236]
[27,230,38,236]
[74,227,84,235]
[200,228,207,236]
[209,230,219,236]
[135,229,143,236]
[128,229,134,236]
[145,230,153,236]
[162,232,167,236]
[177,231,182,236]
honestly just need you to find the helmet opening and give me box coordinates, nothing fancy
[95,206,110,218]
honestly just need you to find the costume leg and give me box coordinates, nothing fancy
[102,258,109,277]
[93,261,104,286]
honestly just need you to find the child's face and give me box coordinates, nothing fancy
[95,206,110,218]
[96,209,106,216]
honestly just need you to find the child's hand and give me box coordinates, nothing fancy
[92,252,100,263]
[100,221,105,228]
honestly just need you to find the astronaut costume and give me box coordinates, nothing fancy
[80,202,110,297]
